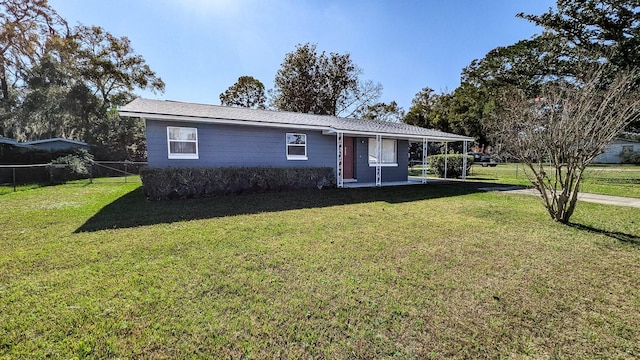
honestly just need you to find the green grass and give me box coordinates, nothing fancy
[465,163,640,198]
[0,183,43,195]
[1,181,639,358]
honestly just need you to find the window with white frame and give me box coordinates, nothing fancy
[167,126,198,159]
[368,138,397,165]
[286,133,307,160]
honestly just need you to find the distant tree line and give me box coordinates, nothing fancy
[0,0,164,160]
[220,43,399,121]
[403,0,640,146]
[4,0,638,167]
[221,0,639,146]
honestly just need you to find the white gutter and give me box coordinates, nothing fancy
[322,129,474,142]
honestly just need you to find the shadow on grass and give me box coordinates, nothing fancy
[76,181,497,233]
[569,223,640,246]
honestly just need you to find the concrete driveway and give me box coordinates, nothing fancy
[482,187,640,209]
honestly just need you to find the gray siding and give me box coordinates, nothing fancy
[146,120,336,169]
[146,120,409,182]
[354,137,408,182]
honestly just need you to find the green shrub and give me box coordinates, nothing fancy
[427,154,473,178]
[619,148,640,164]
[140,167,335,200]
[50,149,94,175]
[49,149,94,183]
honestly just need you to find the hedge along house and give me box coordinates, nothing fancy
[119,98,474,188]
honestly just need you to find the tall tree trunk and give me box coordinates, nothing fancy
[0,57,9,106]
[0,57,8,137]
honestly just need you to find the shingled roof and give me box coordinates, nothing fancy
[119,98,474,142]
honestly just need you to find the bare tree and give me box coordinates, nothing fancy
[489,68,640,223]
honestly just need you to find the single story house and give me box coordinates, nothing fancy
[119,98,474,187]
[593,138,640,164]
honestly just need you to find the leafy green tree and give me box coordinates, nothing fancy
[0,0,68,135]
[1,1,164,160]
[403,87,436,128]
[15,54,78,141]
[72,25,165,108]
[466,0,640,97]
[69,25,164,159]
[357,101,404,122]
[463,0,640,131]
[272,43,381,117]
[220,75,266,109]
[404,88,457,133]
[0,0,68,100]
[404,85,493,145]
[448,84,494,145]
[461,37,562,99]
[518,0,640,71]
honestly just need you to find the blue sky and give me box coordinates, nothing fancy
[49,0,556,112]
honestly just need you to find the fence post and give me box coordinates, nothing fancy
[124,162,128,183]
[12,167,16,192]
[89,163,93,184]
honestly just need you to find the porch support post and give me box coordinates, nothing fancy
[337,132,344,188]
[462,140,468,181]
[421,137,428,183]
[375,134,382,187]
[444,142,448,179]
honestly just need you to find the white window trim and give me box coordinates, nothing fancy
[286,133,308,160]
[368,138,398,166]
[167,126,199,160]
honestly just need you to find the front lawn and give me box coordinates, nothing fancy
[1,181,639,358]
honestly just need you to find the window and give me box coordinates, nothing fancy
[368,138,397,166]
[167,126,198,159]
[286,133,307,160]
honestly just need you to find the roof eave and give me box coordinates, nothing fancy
[120,110,475,143]
[323,129,474,142]
[119,111,335,132]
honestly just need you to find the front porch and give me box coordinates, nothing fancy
[342,176,456,188]
[335,132,474,188]
[342,178,423,188]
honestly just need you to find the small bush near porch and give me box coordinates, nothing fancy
[1,181,639,358]
[428,154,473,178]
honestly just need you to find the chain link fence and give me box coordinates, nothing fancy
[0,161,146,192]
[88,161,146,184]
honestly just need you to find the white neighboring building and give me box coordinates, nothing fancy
[593,138,640,164]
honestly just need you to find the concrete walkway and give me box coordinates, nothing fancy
[483,187,640,209]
